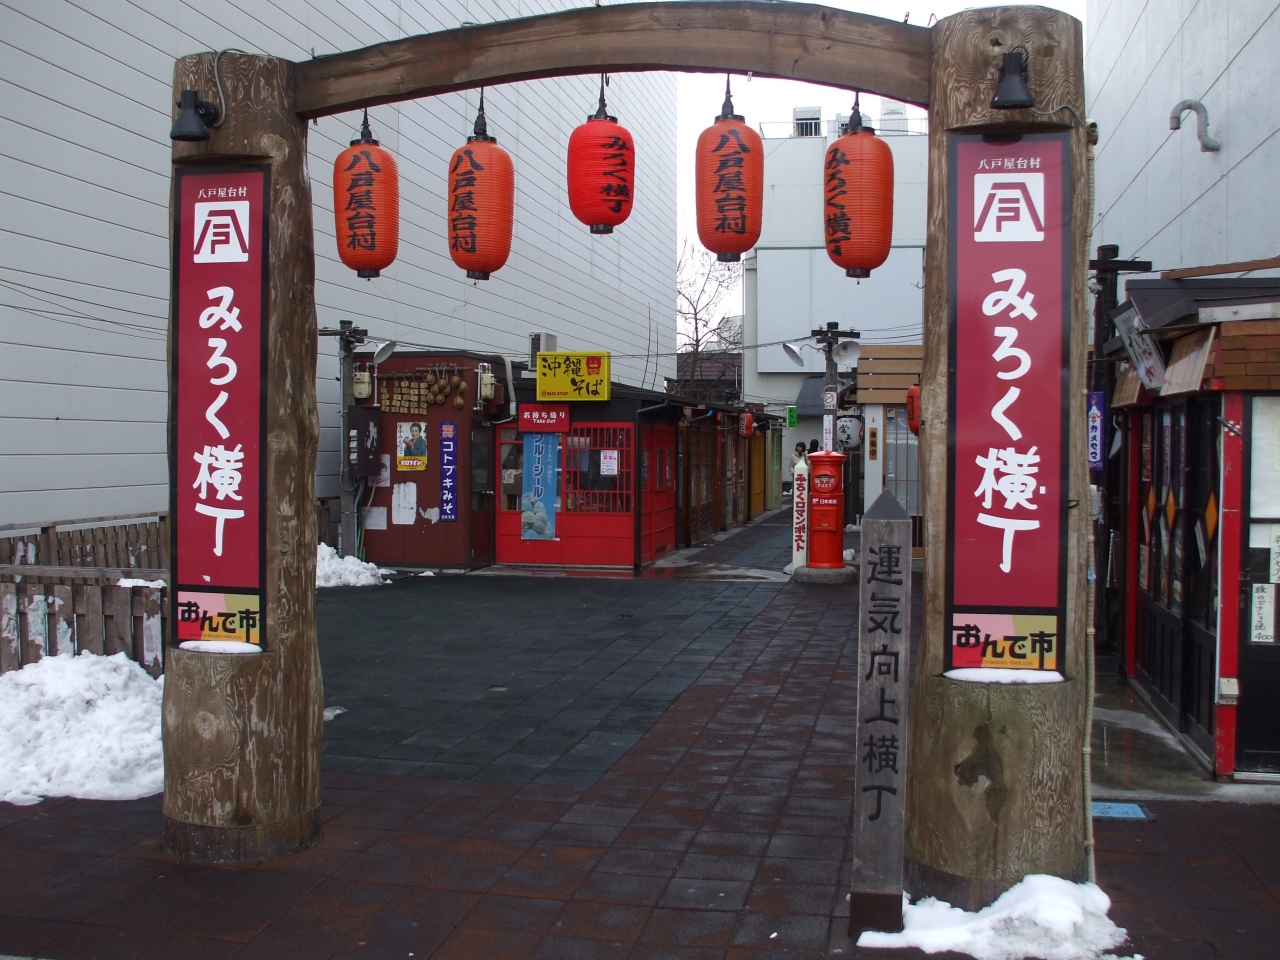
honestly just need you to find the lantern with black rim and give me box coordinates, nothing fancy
[568,76,635,234]
[447,91,515,281]
[695,77,763,263]
[334,111,400,278]
[823,94,894,279]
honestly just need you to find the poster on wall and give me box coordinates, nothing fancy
[600,450,619,476]
[945,132,1069,675]
[170,165,269,650]
[397,421,427,471]
[521,433,558,540]
[440,421,458,522]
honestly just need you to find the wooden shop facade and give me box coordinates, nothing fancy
[349,351,783,572]
[1106,279,1280,778]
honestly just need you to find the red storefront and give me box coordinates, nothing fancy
[494,381,679,569]
[1109,279,1280,778]
[354,352,502,569]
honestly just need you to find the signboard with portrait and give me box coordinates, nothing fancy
[536,351,611,401]
[396,421,427,471]
[170,166,269,649]
[945,133,1070,674]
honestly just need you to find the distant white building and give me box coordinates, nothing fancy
[0,0,676,527]
[1087,0,1280,273]
[741,101,926,513]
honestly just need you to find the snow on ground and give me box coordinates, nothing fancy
[858,875,1139,960]
[316,543,390,587]
[0,653,163,806]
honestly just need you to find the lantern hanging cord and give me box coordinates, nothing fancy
[472,86,489,140]
[594,72,610,120]
[719,74,742,122]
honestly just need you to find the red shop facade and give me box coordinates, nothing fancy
[496,379,680,568]
[1107,279,1280,778]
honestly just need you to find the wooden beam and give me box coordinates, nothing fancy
[294,1,931,119]
[858,358,923,374]
[860,345,924,359]
[1161,255,1280,280]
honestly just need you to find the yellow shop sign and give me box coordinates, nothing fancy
[536,351,611,401]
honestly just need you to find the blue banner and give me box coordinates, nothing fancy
[1087,391,1105,471]
[440,421,458,522]
[521,433,558,540]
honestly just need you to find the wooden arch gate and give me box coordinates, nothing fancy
[164,0,1088,909]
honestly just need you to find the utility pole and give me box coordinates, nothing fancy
[1088,246,1151,661]
[319,319,369,558]
[811,320,861,450]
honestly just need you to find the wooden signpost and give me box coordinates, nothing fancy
[850,489,912,935]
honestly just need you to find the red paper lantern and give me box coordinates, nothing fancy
[695,80,763,263]
[333,112,400,278]
[568,83,635,234]
[448,95,514,280]
[824,96,894,278]
[906,384,921,435]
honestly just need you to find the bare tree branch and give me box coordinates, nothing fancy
[674,239,743,400]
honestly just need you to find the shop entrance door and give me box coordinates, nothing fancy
[470,422,494,567]
[1239,396,1280,773]
[1134,399,1218,758]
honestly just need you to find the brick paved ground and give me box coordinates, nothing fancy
[0,519,1276,959]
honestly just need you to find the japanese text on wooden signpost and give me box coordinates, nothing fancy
[946,133,1069,674]
[850,489,912,935]
[171,167,269,649]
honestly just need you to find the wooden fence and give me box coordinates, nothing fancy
[2,514,168,570]
[0,575,166,679]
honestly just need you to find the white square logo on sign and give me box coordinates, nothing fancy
[193,201,250,262]
[974,173,1044,242]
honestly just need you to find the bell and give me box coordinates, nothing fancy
[170,89,219,141]
[990,50,1035,110]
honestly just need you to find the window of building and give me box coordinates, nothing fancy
[566,426,632,513]
[794,118,821,137]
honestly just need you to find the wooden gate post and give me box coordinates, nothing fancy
[163,53,322,861]
[908,7,1090,907]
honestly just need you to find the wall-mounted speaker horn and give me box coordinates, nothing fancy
[832,339,862,365]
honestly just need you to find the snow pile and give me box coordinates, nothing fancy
[316,543,389,587]
[858,875,1137,960]
[0,652,164,806]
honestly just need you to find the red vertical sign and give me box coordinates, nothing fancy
[946,134,1070,673]
[170,167,269,648]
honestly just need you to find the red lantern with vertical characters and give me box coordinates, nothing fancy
[906,383,921,435]
[695,78,763,262]
[333,112,400,278]
[568,78,634,234]
[448,93,514,280]
[824,95,894,278]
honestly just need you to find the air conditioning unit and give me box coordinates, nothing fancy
[529,332,558,368]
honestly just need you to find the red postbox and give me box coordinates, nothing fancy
[807,450,846,568]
